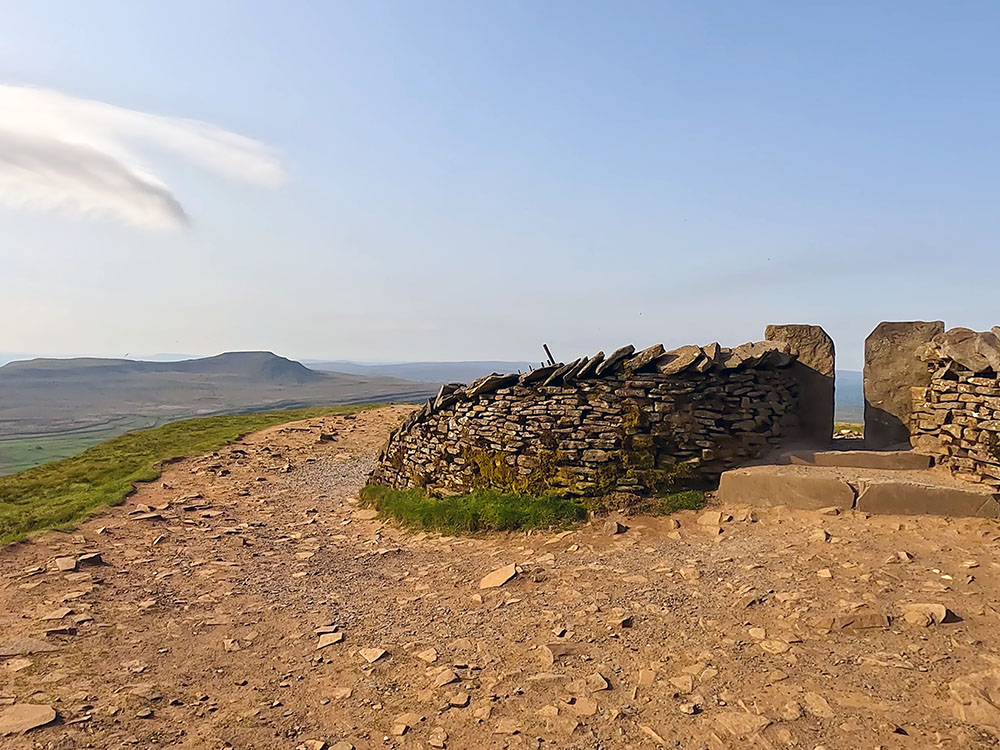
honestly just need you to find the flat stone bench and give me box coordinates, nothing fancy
[718,464,1000,518]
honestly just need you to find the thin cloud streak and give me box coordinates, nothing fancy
[0,85,285,229]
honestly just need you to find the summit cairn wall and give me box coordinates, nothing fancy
[911,327,1000,490]
[369,340,802,498]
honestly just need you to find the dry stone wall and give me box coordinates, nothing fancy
[911,328,1000,490]
[369,341,800,497]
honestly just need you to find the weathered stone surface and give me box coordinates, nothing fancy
[479,563,517,589]
[864,321,944,448]
[595,345,635,376]
[0,704,56,735]
[922,328,1000,374]
[766,324,835,444]
[856,481,999,518]
[717,466,855,511]
[656,345,703,376]
[575,352,604,379]
[467,373,519,398]
[951,668,1000,737]
[623,344,665,375]
[519,365,560,385]
[784,449,933,470]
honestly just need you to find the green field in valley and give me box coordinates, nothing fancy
[0,416,164,476]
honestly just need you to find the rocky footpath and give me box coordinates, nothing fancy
[371,340,800,497]
[2,406,1000,748]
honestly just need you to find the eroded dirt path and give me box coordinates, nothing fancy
[2,405,1000,749]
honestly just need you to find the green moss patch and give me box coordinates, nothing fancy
[359,484,587,534]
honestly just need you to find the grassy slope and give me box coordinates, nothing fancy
[0,405,373,547]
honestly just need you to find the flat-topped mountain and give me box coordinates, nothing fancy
[2,351,324,385]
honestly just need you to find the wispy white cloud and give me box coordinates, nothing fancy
[0,85,285,229]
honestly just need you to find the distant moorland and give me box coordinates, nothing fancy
[0,352,436,475]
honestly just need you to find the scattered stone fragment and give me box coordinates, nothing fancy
[432,668,460,688]
[479,563,517,589]
[317,632,344,650]
[569,696,598,716]
[679,566,700,581]
[427,726,448,747]
[817,568,833,579]
[697,511,723,526]
[760,639,790,655]
[604,520,628,536]
[415,648,438,663]
[0,704,57,735]
[950,668,1000,732]
[358,648,387,664]
[669,675,694,693]
[716,711,772,738]
[54,557,77,572]
[392,712,422,736]
[448,692,470,708]
[539,642,582,666]
[493,719,520,735]
[77,552,103,567]
[803,692,835,719]
[902,603,955,627]
[586,672,610,691]
[40,608,73,621]
[780,701,803,721]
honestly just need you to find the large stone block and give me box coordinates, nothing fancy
[717,466,856,511]
[864,321,944,448]
[764,324,834,444]
[855,481,999,518]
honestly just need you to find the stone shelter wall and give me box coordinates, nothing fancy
[911,328,1000,491]
[369,341,800,497]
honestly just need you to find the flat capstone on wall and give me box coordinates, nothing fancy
[911,327,1000,490]
[368,340,801,498]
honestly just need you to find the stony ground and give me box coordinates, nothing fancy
[2,405,1000,750]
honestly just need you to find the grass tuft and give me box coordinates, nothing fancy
[359,484,588,534]
[649,490,707,514]
[0,405,375,547]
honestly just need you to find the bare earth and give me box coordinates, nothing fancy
[2,405,1000,749]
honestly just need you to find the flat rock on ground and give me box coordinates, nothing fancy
[1,405,1000,749]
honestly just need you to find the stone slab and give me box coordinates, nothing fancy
[765,324,835,444]
[784,450,933,471]
[717,466,856,511]
[856,482,999,518]
[864,321,944,448]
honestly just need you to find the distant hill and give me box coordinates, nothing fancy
[0,352,437,475]
[305,360,537,384]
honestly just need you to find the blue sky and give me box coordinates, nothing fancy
[1,1,998,369]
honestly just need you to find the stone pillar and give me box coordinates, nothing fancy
[864,321,944,448]
[765,324,835,445]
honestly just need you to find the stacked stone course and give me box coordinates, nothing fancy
[911,328,1000,490]
[369,341,800,497]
